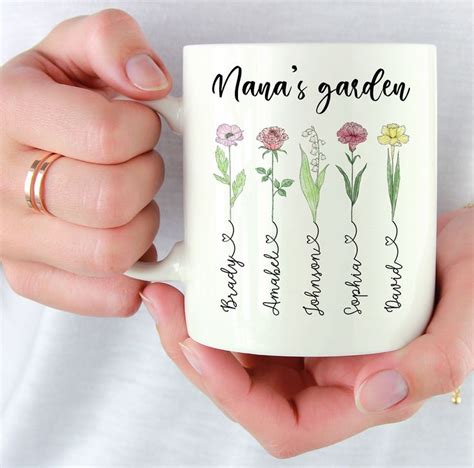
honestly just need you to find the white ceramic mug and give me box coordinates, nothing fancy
[124,43,437,357]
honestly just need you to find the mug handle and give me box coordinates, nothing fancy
[115,94,185,282]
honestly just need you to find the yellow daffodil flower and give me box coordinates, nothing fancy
[377,123,409,146]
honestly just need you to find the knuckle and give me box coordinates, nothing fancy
[106,287,141,318]
[166,346,185,364]
[264,438,299,459]
[95,167,131,227]
[89,9,136,37]
[92,228,132,275]
[382,403,421,425]
[435,336,472,392]
[4,263,38,299]
[212,392,236,410]
[89,110,125,163]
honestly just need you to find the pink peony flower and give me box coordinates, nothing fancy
[256,126,289,151]
[215,124,244,147]
[336,122,368,152]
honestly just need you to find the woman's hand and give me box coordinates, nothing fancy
[142,208,473,458]
[1,10,171,316]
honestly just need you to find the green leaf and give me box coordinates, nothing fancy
[299,145,319,223]
[392,153,401,218]
[278,149,287,154]
[256,167,266,174]
[215,146,228,176]
[231,170,246,207]
[273,179,280,189]
[262,150,271,158]
[386,152,394,215]
[213,173,230,185]
[277,189,287,196]
[336,165,353,203]
[281,178,294,188]
[266,168,272,176]
[352,163,367,205]
[315,164,329,190]
[345,152,353,165]
[262,176,269,182]
[258,146,268,150]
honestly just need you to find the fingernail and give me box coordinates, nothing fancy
[139,291,159,325]
[179,341,202,375]
[355,369,408,413]
[125,54,168,91]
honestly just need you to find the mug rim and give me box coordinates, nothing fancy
[183,42,436,50]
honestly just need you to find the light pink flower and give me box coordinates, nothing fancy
[256,126,289,151]
[336,122,368,152]
[215,124,244,147]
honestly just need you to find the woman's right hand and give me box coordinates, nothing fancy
[0,9,172,316]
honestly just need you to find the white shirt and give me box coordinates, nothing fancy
[1,1,473,466]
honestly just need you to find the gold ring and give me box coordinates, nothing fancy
[24,152,55,211]
[451,387,461,404]
[33,153,62,215]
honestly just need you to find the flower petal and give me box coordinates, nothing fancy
[216,123,232,138]
[378,135,391,145]
[398,134,409,144]
[396,125,405,137]
[388,127,398,138]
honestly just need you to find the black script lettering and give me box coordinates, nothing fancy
[219,220,245,312]
[384,221,403,312]
[303,228,324,316]
[316,68,411,114]
[212,65,292,103]
[343,222,368,315]
[262,221,281,316]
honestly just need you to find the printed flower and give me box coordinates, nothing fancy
[257,126,289,150]
[377,123,409,146]
[215,124,244,147]
[337,122,368,152]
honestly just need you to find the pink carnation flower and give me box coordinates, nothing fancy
[336,122,368,152]
[215,124,244,147]
[256,126,289,151]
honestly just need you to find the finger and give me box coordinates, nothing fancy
[232,353,304,371]
[1,8,172,164]
[2,257,150,317]
[140,283,207,392]
[6,149,164,228]
[37,9,172,99]
[142,283,421,457]
[1,201,160,276]
[170,338,421,458]
[354,258,473,413]
[437,207,468,234]
[436,208,474,272]
[306,354,377,388]
[1,62,162,163]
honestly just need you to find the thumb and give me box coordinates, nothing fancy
[36,9,172,99]
[353,259,473,414]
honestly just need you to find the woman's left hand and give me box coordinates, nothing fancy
[141,208,473,458]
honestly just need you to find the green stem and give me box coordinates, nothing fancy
[350,149,354,223]
[271,151,275,223]
[390,145,395,221]
[228,146,232,222]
